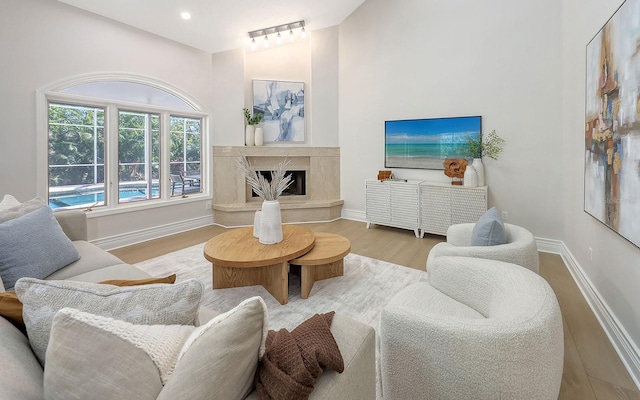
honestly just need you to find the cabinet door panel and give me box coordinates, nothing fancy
[366,182,391,223]
[451,187,487,224]
[390,183,420,225]
[420,185,451,235]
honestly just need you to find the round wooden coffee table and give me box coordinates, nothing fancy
[203,225,315,305]
[290,232,351,299]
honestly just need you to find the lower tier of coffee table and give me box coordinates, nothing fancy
[212,261,288,304]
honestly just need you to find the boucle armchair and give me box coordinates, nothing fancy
[380,256,563,400]
[426,223,539,273]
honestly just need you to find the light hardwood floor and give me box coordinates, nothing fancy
[110,219,640,400]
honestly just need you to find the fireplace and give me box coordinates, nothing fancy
[212,146,343,226]
[251,170,306,198]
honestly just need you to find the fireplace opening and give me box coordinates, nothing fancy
[251,170,306,197]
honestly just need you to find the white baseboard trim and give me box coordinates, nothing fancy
[557,243,640,389]
[91,215,214,251]
[341,208,366,222]
[535,237,640,389]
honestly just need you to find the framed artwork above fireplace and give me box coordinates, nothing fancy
[252,80,305,143]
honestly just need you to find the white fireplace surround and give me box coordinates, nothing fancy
[212,146,343,226]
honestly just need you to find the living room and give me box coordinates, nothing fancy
[2,0,640,398]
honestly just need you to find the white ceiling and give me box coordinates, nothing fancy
[57,0,366,54]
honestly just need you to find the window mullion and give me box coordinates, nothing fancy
[106,105,119,208]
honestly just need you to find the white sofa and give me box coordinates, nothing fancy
[380,256,564,400]
[0,209,376,399]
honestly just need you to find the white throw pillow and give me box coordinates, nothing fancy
[15,278,203,364]
[44,297,267,400]
[0,194,20,211]
[0,197,47,224]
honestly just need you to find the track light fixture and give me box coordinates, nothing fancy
[248,20,305,51]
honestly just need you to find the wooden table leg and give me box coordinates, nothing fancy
[300,259,344,299]
[212,262,289,305]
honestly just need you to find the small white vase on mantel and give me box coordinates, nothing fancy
[472,158,485,186]
[463,165,478,187]
[259,200,283,244]
[254,127,264,146]
[245,125,255,146]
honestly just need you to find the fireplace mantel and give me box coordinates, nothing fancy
[212,146,343,226]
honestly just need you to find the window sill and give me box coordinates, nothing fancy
[83,193,210,218]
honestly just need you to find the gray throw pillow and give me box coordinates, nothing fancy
[15,278,204,364]
[471,207,506,246]
[0,206,80,290]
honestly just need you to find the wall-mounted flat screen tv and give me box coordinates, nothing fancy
[385,116,481,170]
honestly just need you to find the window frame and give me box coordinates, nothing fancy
[39,84,209,216]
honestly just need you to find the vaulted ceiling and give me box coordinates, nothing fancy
[57,0,366,53]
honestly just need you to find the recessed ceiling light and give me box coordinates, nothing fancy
[181,11,191,20]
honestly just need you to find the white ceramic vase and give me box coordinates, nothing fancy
[245,125,255,146]
[259,200,283,244]
[254,127,264,146]
[472,158,485,186]
[253,210,261,238]
[463,165,478,187]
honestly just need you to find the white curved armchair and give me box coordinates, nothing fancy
[426,223,539,273]
[380,256,564,400]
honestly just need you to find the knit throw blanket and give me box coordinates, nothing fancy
[255,312,344,400]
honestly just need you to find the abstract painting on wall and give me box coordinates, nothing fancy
[252,80,305,143]
[585,0,640,249]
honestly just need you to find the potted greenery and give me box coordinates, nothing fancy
[463,129,505,160]
[462,129,505,186]
[243,108,263,146]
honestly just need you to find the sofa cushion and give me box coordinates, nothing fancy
[471,207,506,246]
[43,297,267,400]
[0,275,177,331]
[15,277,203,364]
[45,241,126,280]
[0,206,80,290]
[54,262,151,283]
[0,317,44,400]
[0,197,47,224]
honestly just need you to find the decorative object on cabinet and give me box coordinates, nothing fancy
[385,116,481,170]
[463,165,478,187]
[443,158,468,185]
[472,158,485,186]
[252,80,305,143]
[585,0,640,250]
[463,129,505,160]
[378,170,392,180]
[236,155,293,244]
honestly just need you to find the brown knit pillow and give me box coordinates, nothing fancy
[0,274,177,331]
[255,311,343,400]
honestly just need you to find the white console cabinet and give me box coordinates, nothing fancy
[420,183,487,237]
[365,180,421,238]
[365,179,487,238]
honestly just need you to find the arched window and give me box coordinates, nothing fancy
[40,75,208,211]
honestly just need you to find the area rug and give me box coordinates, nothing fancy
[134,243,428,332]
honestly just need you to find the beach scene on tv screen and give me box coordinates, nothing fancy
[385,116,481,169]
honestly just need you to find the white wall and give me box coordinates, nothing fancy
[338,0,564,240]
[562,0,640,377]
[0,0,215,242]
